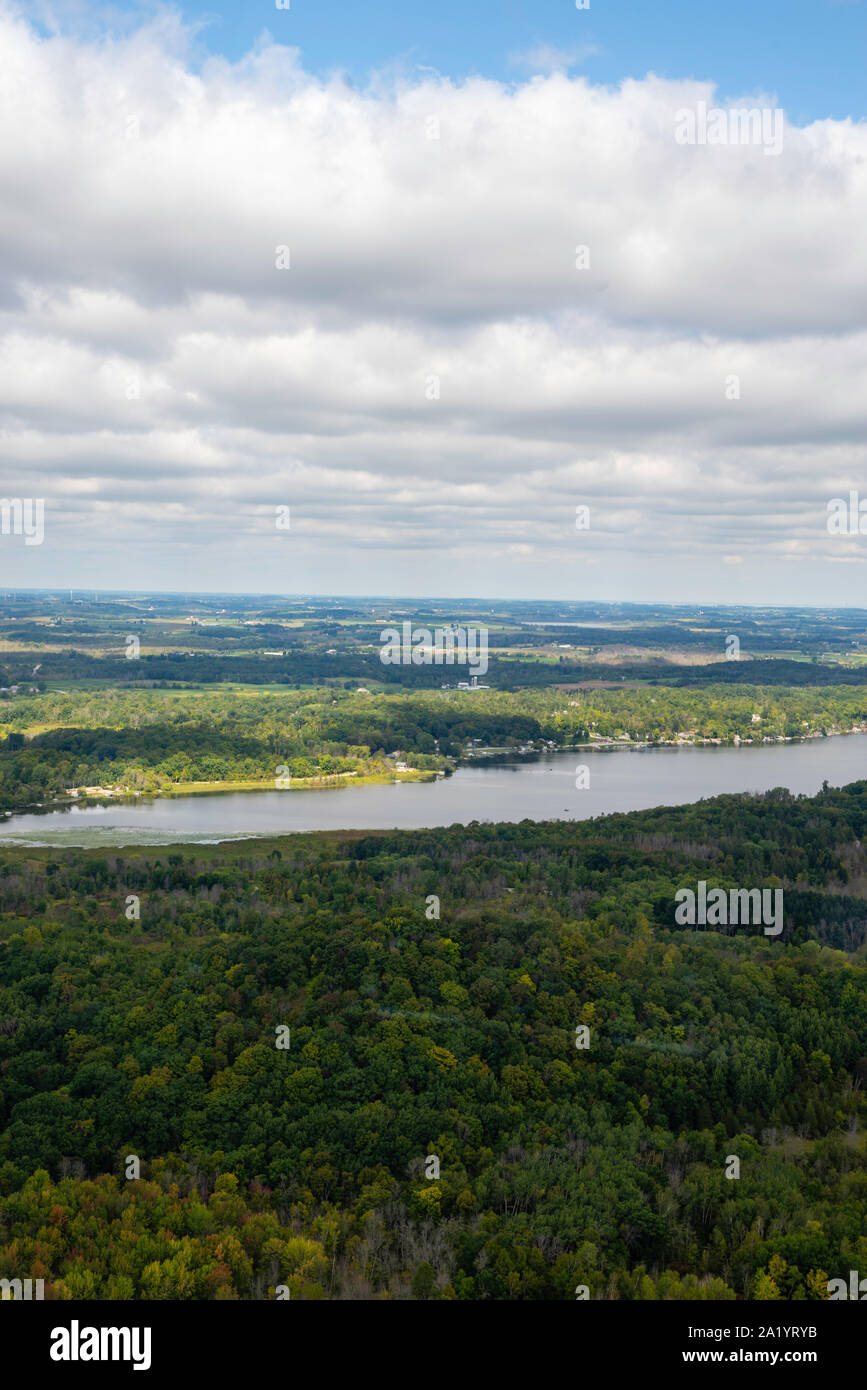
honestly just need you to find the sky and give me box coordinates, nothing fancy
[2,0,867,602]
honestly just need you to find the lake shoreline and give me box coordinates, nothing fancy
[4,728,866,821]
[0,767,443,820]
[2,733,867,848]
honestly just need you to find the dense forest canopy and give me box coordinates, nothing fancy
[1,783,865,1299]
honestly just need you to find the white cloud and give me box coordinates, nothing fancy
[0,6,865,601]
[509,44,600,73]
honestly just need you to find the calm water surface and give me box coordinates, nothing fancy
[2,735,866,848]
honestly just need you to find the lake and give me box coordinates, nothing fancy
[1,735,866,847]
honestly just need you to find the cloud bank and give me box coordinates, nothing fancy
[1,5,865,601]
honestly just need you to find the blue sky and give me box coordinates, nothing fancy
[36,0,867,125]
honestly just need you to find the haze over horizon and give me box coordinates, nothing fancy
[8,588,867,622]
